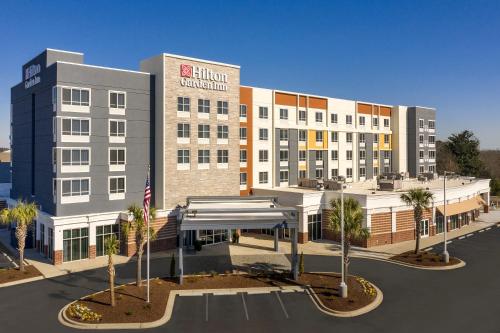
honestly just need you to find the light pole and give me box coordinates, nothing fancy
[339,182,348,298]
[442,171,453,263]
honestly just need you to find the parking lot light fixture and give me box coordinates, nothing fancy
[340,181,348,298]
[442,171,455,263]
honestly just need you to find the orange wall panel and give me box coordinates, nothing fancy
[275,92,297,106]
[357,103,373,115]
[380,106,391,117]
[309,97,327,110]
[299,95,307,108]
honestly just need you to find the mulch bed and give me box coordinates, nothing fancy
[0,265,42,284]
[391,251,461,266]
[298,273,376,312]
[69,273,295,324]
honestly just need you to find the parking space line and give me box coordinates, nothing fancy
[274,292,289,319]
[486,227,492,230]
[466,233,474,237]
[446,241,452,244]
[205,293,209,322]
[424,247,433,251]
[240,293,249,320]
[459,236,465,240]
[479,229,484,233]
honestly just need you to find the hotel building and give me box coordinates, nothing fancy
[7,49,490,264]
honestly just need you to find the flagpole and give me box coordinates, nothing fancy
[146,165,150,303]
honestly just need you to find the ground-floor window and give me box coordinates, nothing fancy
[96,224,120,257]
[420,219,429,237]
[199,229,228,245]
[261,228,290,239]
[39,223,45,254]
[308,214,322,241]
[63,227,89,262]
[436,216,444,234]
[449,215,459,230]
[47,228,53,260]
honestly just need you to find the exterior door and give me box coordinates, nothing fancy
[420,219,429,238]
[39,224,45,255]
[308,214,322,241]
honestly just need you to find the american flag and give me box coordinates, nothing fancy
[143,170,151,225]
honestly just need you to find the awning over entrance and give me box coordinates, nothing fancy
[436,197,482,216]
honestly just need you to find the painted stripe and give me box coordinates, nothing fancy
[205,293,209,322]
[424,247,433,251]
[241,293,249,320]
[466,233,474,237]
[446,241,452,244]
[459,236,465,240]
[479,229,485,233]
[274,292,289,319]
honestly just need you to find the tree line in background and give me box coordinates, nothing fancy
[436,130,500,196]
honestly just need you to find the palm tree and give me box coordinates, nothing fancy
[0,200,38,272]
[105,234,119,307]
[400,188,434,254]
[327,197,370,278]
[123,204,156,287]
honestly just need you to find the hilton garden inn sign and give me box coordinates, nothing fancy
[24,63,41,89]
[179,64,228,91]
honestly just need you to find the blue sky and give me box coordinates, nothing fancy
[1,0,499,148]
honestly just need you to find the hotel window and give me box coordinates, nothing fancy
[373,150,379,160]
[359,150,366,160]
[299,110,307,122]
[62,149,90,166]
[429,165,436,173]
[373,117,378,127]
[96,225,120,257]
[62,228,89,262]
[359,116,366,126]
[259,150,269,162]
[110,120,126,137]
[359,133,365,143]
[428,120,435,129]
[177,149,190,164]
[280,150,289,162]
[316,151,323,161]
[299,130,307,142]
[346,168,353,178]
[177,97,190,112]
[217,101,229,115]
[240,172,247,185]
[419,134,424,144]
[384,166,390,173]
[331,169,338,178]
[429,135,435,144]
[315,169,323,179]
[315,112,323,123]
[429,150,436,159]
[62,178,90,197]
[109,91,125,109]
[419,119,424,129]
[259,106,268,119]
[419,150,424,159]
[239,104,247,118]
[62,87,90,106]
[279,129,288,141]
[384,118,390,127]
[373,134,379,143]
[198,150,210,164]
[198,124,210,138]
[374,167,379,176]
[315,131,323,143]
[346,150,353,160]
[346,132,353,143]
[217,150,229,163]
[299,150,307,161]
[198,99,210,113]
[331,150,338,161]
[331,113,338,124]
[331,132,338,142]
[419,165,425,173]
[177,123,190,138]
[299,170,307,179]
[259,172,268,184]
[62,118,90,136]
[259,128,268,140]
[109,177,125,194]
[360,167,366,177]
[217,125,229,139]
[384,134,390,144]
[346,115,353,125]
[280,108,288,120]
[240,149,247,163]
[280,170,289,182]
[109,149,125,166]
[384,150,390,159]
[240,127,247,140]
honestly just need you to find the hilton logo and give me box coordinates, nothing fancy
[179,64,228,92]
[24,63,41,89]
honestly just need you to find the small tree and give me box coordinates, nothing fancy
[123,204,157,287]
[0,200,38,272]
[400,188,434,254]
[327,197,370,278]
[170,253,176,277]
[105,235,119,307]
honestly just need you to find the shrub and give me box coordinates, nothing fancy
[67,303,102,322]
[356,277,376,297]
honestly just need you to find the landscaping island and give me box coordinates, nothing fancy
[63,272,381,326]
[390,251,462,267]
[0,265,42,284]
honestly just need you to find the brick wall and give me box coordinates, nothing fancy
[368,212,392,247]
[54,250,62,265]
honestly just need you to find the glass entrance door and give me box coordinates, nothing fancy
[420,219,429,237]
[308,214,322,241]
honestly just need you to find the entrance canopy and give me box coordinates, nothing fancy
[180,196,298,231]
[436,196,482,216]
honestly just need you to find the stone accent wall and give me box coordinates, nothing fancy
[89,245,96,259]
[54,250,62,265]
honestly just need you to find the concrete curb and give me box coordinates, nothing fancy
[355,255,466,271]
[0,275,44,288]
[306,280,383,318]
[58,283,306,330]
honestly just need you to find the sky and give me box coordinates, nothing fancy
[0,0,499,148]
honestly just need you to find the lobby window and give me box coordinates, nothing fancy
[316,151,323,161]
[373,117,379,127]
[217,100,229,115]
[429,165,436,173]
[62,118,90,136]
[359,150,366,160]
[299,150,307,162]
[360,167,366,177]
[315,131,323,143]
[373,150,379,160]
[419,119,424,129]
[384,166,390,173]
[419,165,425,173]
[279,170,289,183]
[429,135,436,144]
[217,125,229,139]
[198,99,210,113]
[373,134,379,143]
[239,127,247,140]
[331,113,338,124]
[259,106,268,119]
[315,169,323,179]
[419,134,424,144]
[280,150,289,162]
[346,115,353,125]
[239,104,247,118]
[198,150,210,164]
[419,150,424,159]
[428,120,435,129]
[279,108,288,120]
[217,150,229,163]
[299,170,307,179]
[259,172,268,184]
[109,176,126,194]
[346,168,353,178]
[63,228,89,262]
[299,110,307,122]
[239,149,247,163]
[346,150,353,160]
[177,123,190,138]
[429,150,436,159]
[331,168,338,178]
[62,87,90,106]
[384,118,390,127]
[259,150,269,162]
[96,225,120,257]
[331,150,338,161]
[279,129,288,141]
[259,128,268,140]
[198,124,210,139]
[346,132,353,143]
[359,133,365,143]
[177,97,190,112]
[359,116,365,126]
[109,120,126,137]
[299,130,307,142]
[240,172,247,185]
[384,134,390,144]
[315,112,323,123]
[62,148,90,166]
[62,178,90,197]
[177,149,190,164]
[109,91,126,109]
[109,149,125,166]
[331,132,338,142]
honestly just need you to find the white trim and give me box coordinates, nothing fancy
[56,61,151,75]
[46,48,84,55]
[198,163,210,170]
[108,119,126,143]
[108,175,126,200]
[108,147,126,172]
[217,163,228,169]
[162,53,240,69]
[177,163,190,171]
[58,177,91,204]
[108,90,127,115]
